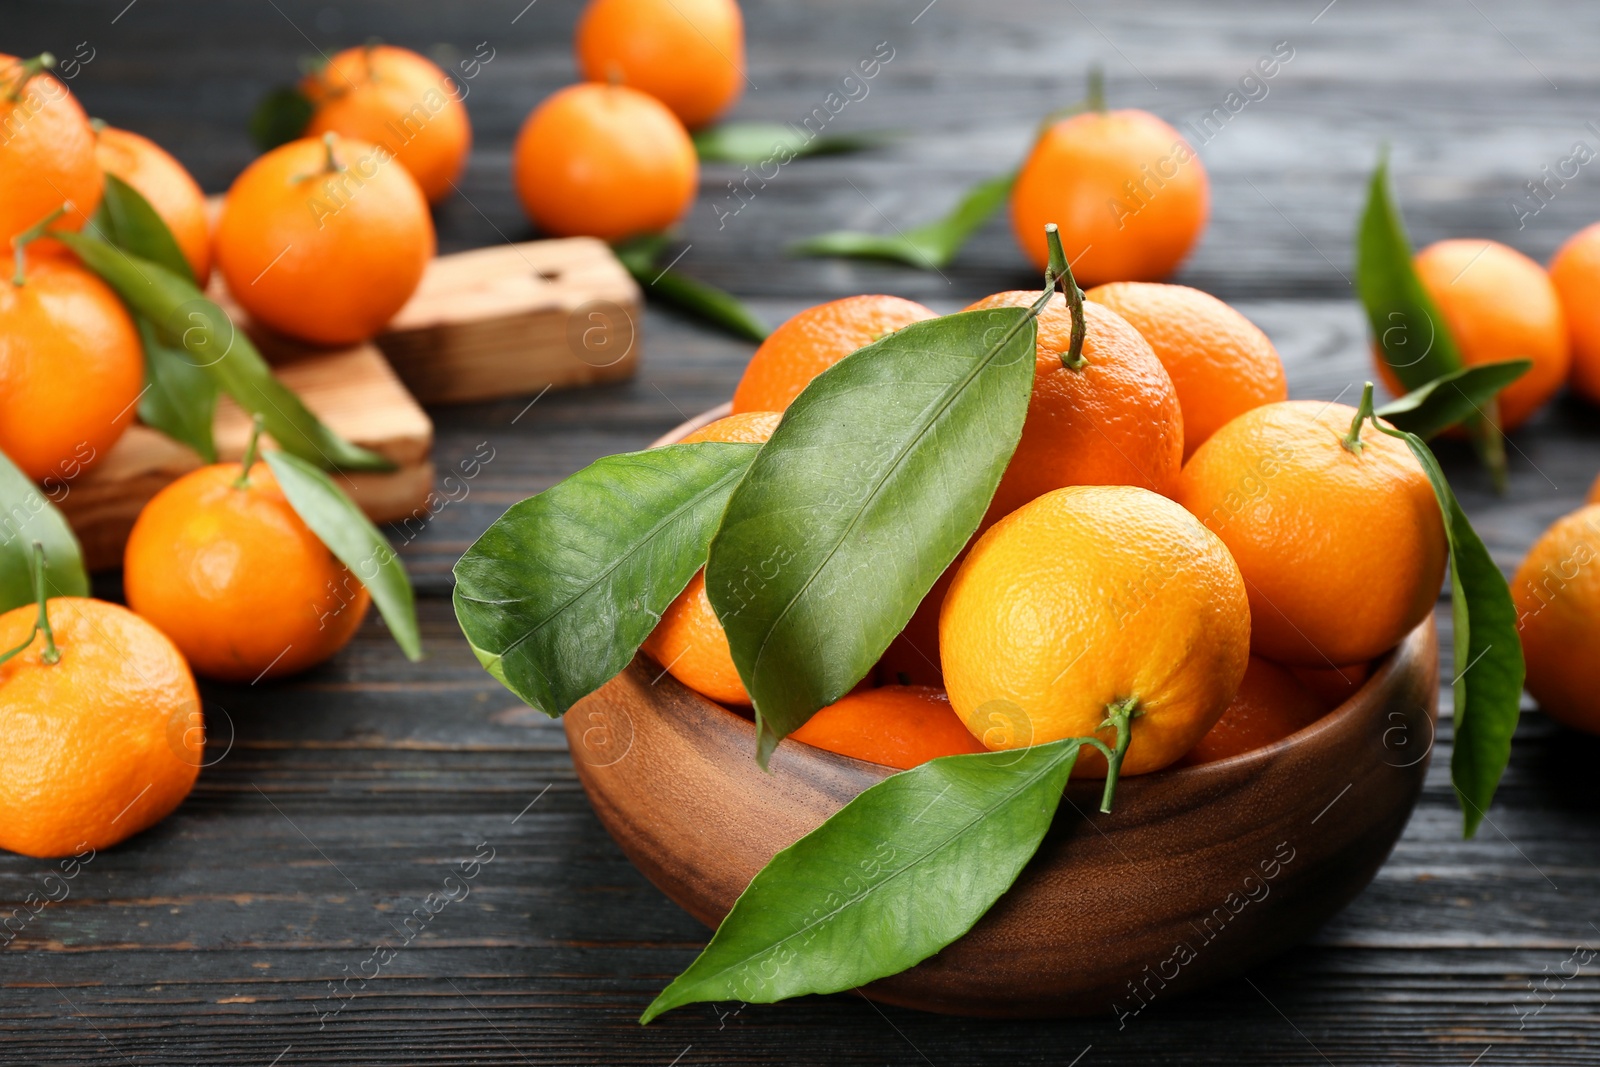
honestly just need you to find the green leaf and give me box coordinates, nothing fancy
[707,306,1038,764]
[0,448,89,612]
[91,173,195,283]
[250,85,315,152]
[1374,359,1532,441]
[453,442,761,716]
[614,235,770,342]
[54,231,393,473]
[263,451,421,661]
[641,738,1082,1022]
[137,320,219,462]
[692,121,892,164]
[1356,151,1506,485]
[790,172,1015,271]
[1377,425,1524,838]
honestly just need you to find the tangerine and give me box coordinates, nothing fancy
[303,44,471,204]
[0,595,200,858]
[1547,223,1600,407]
[94,125,212,284]
[1512,504,1600,734]
[788,686,985,770]
[512,83,697,242]
[124,459,370,682]
[1086,281,1285,458]
[0,53,101,246]
[1177,395,1447,666]
[731,295,937,413]
[1177,656,1325,766]
[576,0,746,129]
[940,484,1250,776]
[214,133,434,345]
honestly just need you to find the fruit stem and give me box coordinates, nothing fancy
[363,38,381,81]
[320,132,345,174]
[10,206,66,286]
[0,543,61,669]
[234,414,265,488]
[1036,224,1088,371]
[1343,381,1376,455]
[1086,64,1106,113]
[5,52,54,102]
[1095,697,1137,813]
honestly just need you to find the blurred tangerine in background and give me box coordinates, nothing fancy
[576,0,746,129]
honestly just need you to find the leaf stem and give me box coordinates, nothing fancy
[0,542,61,669]
[5,52,54,102]
[11,206,66,286]
[321,131,344,174]
[1086,64,1106,112]
[1343,381,1376,455]
[1037,224,1088,370]
[235,414,265,488]
[1096,697,1137,813]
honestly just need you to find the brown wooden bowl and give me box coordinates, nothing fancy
[565,407,1441,1018]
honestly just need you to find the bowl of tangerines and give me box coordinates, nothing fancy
[456,212,1528,1018]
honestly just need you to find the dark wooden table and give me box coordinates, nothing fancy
[8,0,1600,1062]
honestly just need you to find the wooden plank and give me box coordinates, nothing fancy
[61,345,434,572]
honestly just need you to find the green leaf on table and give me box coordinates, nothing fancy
[707,306,1038,764]
[641,738,1083,1022]
[693,121,893,164]
[614,235,770,342]
[91,173,195,283]
[137,320,219,462]
[250,85,315,152]
[453,442,761,716]
[790,171,1015,271]
[1376,424,1524,838]
[1356,150,1507,485]
[263,450,421,661]
[55,231,393,473]
[1375,359,1531,441]
[0,448,89,613]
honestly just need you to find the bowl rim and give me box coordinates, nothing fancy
[645,403,1432,785]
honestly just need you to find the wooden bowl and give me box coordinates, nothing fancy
[565,408,1441,1018]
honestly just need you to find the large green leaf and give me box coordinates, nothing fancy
[91,173,195,283]
[54,231,392,473]
[706,306,1038,764]
[0,448,89,612]
[137,320,219,462]
[1374,359,1531,441]
[1376,423,1524,838]
[693,121,891,164]
[263,451,421,661]
[790,172,1015,271]
[614,235,769,342]
[1356,152,1506,484]
[454,442,760,716]
[642,738,1082,1022]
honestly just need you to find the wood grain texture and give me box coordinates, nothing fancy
[6,0,1600,1062]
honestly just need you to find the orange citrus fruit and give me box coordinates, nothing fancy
[641,411,782,704]
[1291,661,1373,710]
[1011,107,1207,287]
[94,125,212,284]
[0,252,143,482]
[576,0,746,129]
[512,83,697,242]
[0,597,201,858]
[941,484,1250,776]
[0,53,102,246]
[124,460,371,682]
[789,686,985,769]
[965,291,1184,522]
[1375,239,1568,431]
[215,134,434,345]
[1548,223,1600,406]
[731,295,937,413]
[1086,281,1286,458]
[1177,399,1447,667]
[1512,504,1600,733]
[303,45,471,204]
[1177,656,1325,766]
